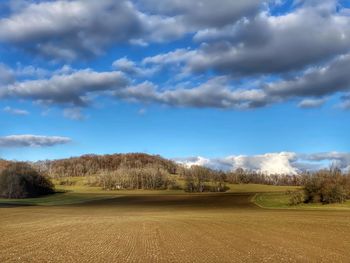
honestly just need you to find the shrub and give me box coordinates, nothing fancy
[322,184,347,204]
[304,168,348,204]
[286,190,304,206]
[0,162,54,199]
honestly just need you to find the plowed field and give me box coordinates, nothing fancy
[1,193,350,262]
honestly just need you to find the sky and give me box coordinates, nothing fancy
[0,0,350,174]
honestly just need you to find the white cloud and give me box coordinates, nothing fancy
[230,152,299,175]
[143,48,196,65]
[1,0,255,60]
[15,64,51,79]
[176,156,214,168]
[188,2,350,75]
[137,0,261,28]
[113,57,158,77]
[2,69,128,106]
[266,54,350,99]
[0,63,15,85]
[0,1,157,59]
[3,106,29,116]
[0,135,72,147]
[1,0,350,112]
[114,77,268,109]
[63,108,85,120]
[303,152,350,170]
[298,98,326,108]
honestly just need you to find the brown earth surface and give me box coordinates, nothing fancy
[1,193,350,262]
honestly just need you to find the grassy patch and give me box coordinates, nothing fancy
[254,192,350,210]
[253,192,293,209]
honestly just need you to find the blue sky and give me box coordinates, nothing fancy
[0,0,350,173]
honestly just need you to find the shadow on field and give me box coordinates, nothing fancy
[75,193,258,210]
[0,203,34,208]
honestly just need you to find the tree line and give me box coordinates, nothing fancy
[225,168,303,186]
[32,154,306,188]
[182,166,228,192]
[87,166,180,190]
[2,154,350,200]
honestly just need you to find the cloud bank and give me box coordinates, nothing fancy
[175,152,350,175]
[0,0,261,60]
[0,0,350,113]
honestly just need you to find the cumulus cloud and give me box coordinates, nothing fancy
[1,63,269,110]
[266,54,350,99]
[228,152,299,175]
[0,0,263,61]
[15,64,51,79]
[176,152,299,174]
[113,57,158,77]
[0,135,71,147]
[0,0,257,60]
[1,69,128,106]
[136,52,349,109]
[115,1,350,110]
[188,2,350,76]
[143,48,195,66]
[0,0,181,59]
[137,0,261,28]
[0,63,15,85]
[0,0,349,73]
[303,152,350,171]
[1,0,350,111]
[138,1,350,78]
[175,151,350,175]
[174,156,234,171]
[298,98,326,109]
[114,77,268,109]
[3,51,349,110]
[3,106,29,115]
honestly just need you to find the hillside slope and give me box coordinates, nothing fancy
[34,153,179,178]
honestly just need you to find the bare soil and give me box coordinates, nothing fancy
[1,193,350,262]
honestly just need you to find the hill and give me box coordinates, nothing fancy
[34,153,179,178]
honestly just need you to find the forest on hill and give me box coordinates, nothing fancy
[33,153,179,178]
[1,153,350,203]
[1,153,308,189]
[0,153,302,195]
